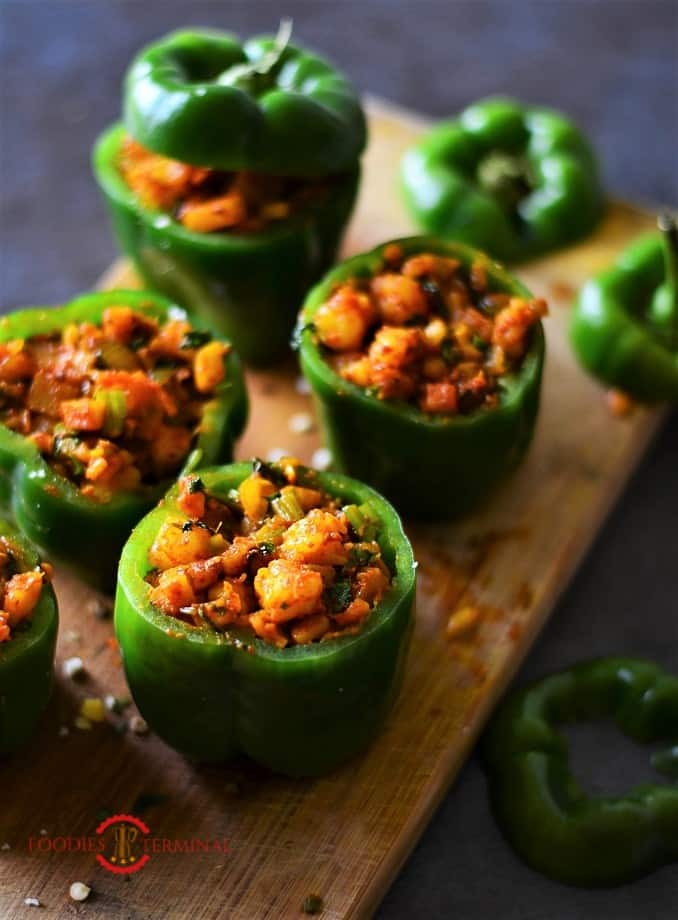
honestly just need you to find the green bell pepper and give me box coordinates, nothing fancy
[93,23,365,367]
[0,520,58,755]
[122,24,367,176]
[484,657,678,887]
[0,290,247,589]
[297,236,545,520]
[93,125,360,367]
[401,97,604,263]
[115,461,415,776]
[570,214,678,402]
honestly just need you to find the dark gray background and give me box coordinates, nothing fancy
[2,1,677,916]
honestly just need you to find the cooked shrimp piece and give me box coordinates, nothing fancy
[3,571,44,626]
[367,326,422,400]
[279,509,349,566]
[148,519,216,568]
[254,559,324,622]
[492,297,547,359]
[314,285,377,352]
[371,273,428,325]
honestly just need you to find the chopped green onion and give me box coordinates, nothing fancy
[95,388,127,438]
[181,330,212,350]
[271,489,304,522]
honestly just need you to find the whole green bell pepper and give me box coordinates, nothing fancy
[297,236,545,520]
[484,657,678,887]
[115,461,416,776]
[0,520,58,755]
[570,214,678,402]
[123,24,367,176]
[0,290,247,589]
[401,97,604,263]
[93,125,360,367]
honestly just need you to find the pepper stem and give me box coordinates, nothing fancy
[219,19,293,91]
[476,152,534,212]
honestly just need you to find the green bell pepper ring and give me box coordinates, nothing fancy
[483,657,678,887]
[93,124,360,367]
[401,97,604,263]
[297,236,545,520]
[0,290,247,589]
[0,520,58,755]
[570,214,678,402]
[115,462,415,776]
[123,25,367,176]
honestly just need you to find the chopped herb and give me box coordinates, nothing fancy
[129,334,147,351]
[440,338,459,366]
[471,334,489,351]
[252,457,287,486]
[258,541,275,555]
[302,894,324,915]
[187,476,205,494]
[324,579,352,613]
[181,330,212,350]
[181,522,193,532]
[348,546,375,567]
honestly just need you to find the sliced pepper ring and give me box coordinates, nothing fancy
[123,28,367,175]
[401,97,604,263]
[483,657,678,887]
[115,462,416,776]
[0,290,248,589]
[0,520,58,755]
[297,236,545,520]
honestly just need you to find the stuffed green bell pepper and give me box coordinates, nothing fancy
[484,657,678,887]
[296,237,546,519]
[570,213,678,402]
[115,458,415,775]
[93,22,365,366]
[401,97,604,263]
[0,520,58,755]
[0,290,247,588]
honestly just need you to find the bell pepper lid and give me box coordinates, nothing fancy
[297,235,545,428]
[116,461,416,665]
[0,519,57,668]
[121,26,367,175]
[0,289,247,519]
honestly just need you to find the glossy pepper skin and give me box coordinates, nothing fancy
[484,657,678,887]
[0,520,58,755]
[115,462,416,776]
[297,237,545,520]
[401,97,604,263]
[570,215,678,402]
[122,27,367,176]
[93,125,360,367]
[93,25,365,367]
[0,290,247,590]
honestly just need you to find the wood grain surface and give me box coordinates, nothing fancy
[0,98,661,919]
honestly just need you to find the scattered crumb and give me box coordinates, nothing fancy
[58,726,69,738]
[69,882,91,902]
[64,629,81,643]
[302,894,324,914]
[295,375,312,396]
[311,447,332,470]
[1,843,10,851]
[104,694,130,713]
[129,716,149,736]
[24,897,41,907]
[80,698,106,723]
[606,388,634,417]
[62,657,85,680]
[446,606,481,640]
[266,447,289,463]
[39,829,47,836]
[288,412,314,434]
[86,597,111,620]
[74,716,92,731]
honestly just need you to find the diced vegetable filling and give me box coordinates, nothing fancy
[0,306,228,501]
[119,136,334,234]
[313,245,547,415]
[146,460,393,647]
[0,539,49,643]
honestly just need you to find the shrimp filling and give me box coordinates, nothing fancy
[313,245,547,415]
[0,306,229,501]
[119,136,336,234]
[146,460,393,647]
[0,539,49,643]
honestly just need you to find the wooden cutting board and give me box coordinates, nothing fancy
[0,97,661,919]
